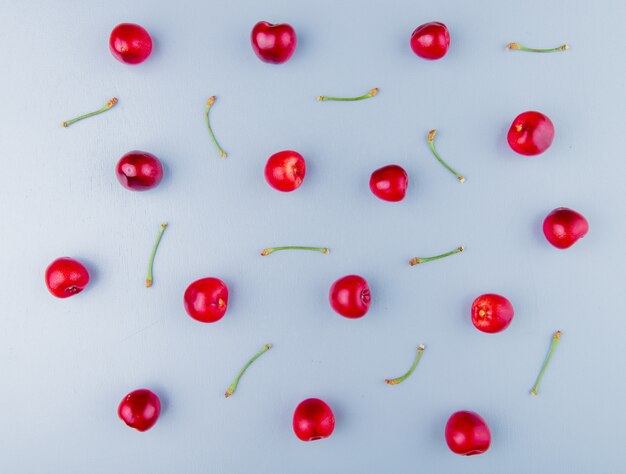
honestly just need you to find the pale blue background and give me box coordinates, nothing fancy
[1,1,625,472]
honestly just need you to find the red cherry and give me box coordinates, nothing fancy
[445,411,491,456]
[543,207,589,249]
[118,389,161,432]
[507,111,555,156]
[329,275,371,319]
[251,21,297,64]
[116,151,163,191]
[369,165,408,202]
[293,398,335,442]
[264,150,306,192]
[45,257,90,298]
[184,277,229,323]
[109,23,153,65]
[471,294,514,333]
[410,22,450,60]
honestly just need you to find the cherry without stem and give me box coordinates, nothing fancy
[507,111,555,156]
[109,23,153,65]
[251,21,297,64]
[45,257,90,299]
[184,277,229,323]
[264,150,306,192]
[410,22,450,60]
[118,389,161,432]
[471,294,514,333]
[369,165,408,202]
[293,398,335,442]
[116,151,164,191]
[329,275,371,319]
[445,411,491,456]
[543,207,589,249]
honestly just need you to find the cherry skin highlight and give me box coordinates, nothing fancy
[410,22,450,60]
[116,151,163,191]
[543,207,589,249]
[471,294,514,333]
[293,398,335,442]
[251,21,297,64]
[264,150,306,192]
[445,411,491,456]
[369,165,408,202]
[45,257,90,299]
[329,275,371,319]
[109,23,153,65]
[184,277,229,323]
[118,389,161,432]
[507,111,555,156]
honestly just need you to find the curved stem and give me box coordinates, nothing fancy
[62,97,117,127]
[205,96,227,158]
[261,246,329,256]
[531,331,562,396]
[318,88,378,102]
[427,130,465,183]
[146,223,168,288]
[225,343,272,398]
[506,42,568,53]
[385,344,425,385]
[409,245,464,266]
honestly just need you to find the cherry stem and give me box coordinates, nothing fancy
[385,344,425,385]
[261,246,330,256]
[409,245,464,266]
[530,330,562,396]
[225,343,272,398]
[205,96,227,158]
[317,88,379,102]
[427,130,465,183]
[146,223,168,288]
[62,97,118,127]
[506,42,569,53]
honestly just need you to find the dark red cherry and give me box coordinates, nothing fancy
[109,23,153,65]
[543,207,589,249]
[369,165,408,202]
[251,21,297,64]
[410,22,450,60]
[116,151,163,191]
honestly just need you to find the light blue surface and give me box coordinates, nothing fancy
[1,1,625,472]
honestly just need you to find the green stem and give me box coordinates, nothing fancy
[62,98,118,127]
[261,246,329,256]
[385,344,425,385]
[225,343,272,398]
[205,96,227,158]
[146,223,168,288]
[427,130,465,183]
[318,88,379,102]
[409,245,464,266]
[507,42,568,53]
[531,331,562,396]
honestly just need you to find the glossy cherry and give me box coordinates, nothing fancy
[109,23,153,65]
[264,150,306,192]
[251,21,297,64]
[45,257,90,298]
[543,207,589,249]
[184,277,229,323]
[329,275,371,319]
[410,22,450,60]
[507,111,555,156]
[369,165,408,202]
[293,398,335,442]
[471,294,514,333]
[116,151,163,191]
[445,411,491,456]
[118,389,161,432]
